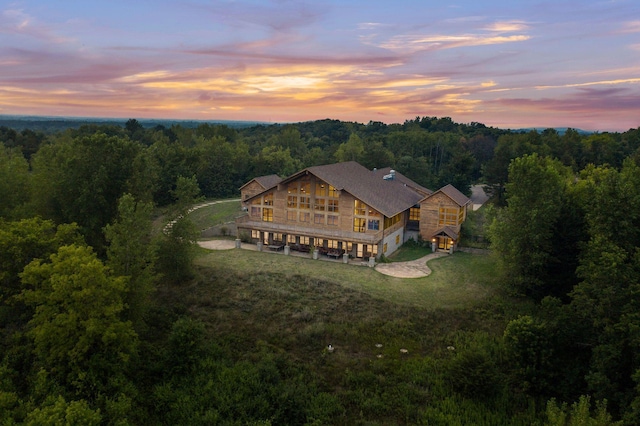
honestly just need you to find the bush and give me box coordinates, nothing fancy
[448,350,500,399]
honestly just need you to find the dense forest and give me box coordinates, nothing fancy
[1,116,640,424]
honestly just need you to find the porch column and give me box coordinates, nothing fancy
[255,231,262,251]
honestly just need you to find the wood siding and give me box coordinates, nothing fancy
[241,181,266,206]
[419,192,464,240]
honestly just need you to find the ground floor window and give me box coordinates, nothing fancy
[326,239,339,248]
[251,230,260,239]
[287,235,296,244]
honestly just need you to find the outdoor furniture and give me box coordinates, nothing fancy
[326,249,344,259]
[291,244,311,253]
[267,243,285,251]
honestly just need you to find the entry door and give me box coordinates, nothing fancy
[438,237,452,250]
[356,244,364,258]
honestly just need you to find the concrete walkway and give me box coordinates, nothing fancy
[198,239,449,278]
[374,252,448,278]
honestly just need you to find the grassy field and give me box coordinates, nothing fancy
[158,247,537,423]
[386,244,432,262]
[195,248,500,311]
[149,200,540,424]
[187,199,242,230]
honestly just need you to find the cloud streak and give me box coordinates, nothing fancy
[0,1,637,131]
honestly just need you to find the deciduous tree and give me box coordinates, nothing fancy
[19,245,137,403]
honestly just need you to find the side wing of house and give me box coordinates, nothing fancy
[240,180,267,205]
[240,174,282,207]
[418,184,471,250]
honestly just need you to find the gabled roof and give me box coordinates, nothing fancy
[431,226,459,240]
[376,167,432,196]
[239,174,282,191]
[428,184,471,207]
[283,161,425,217]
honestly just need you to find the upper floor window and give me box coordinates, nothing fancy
[262,208,273,222]
[328,185,339,198]
[409,207,420,221]
[299,197,311,209]
[263,193,273,206]
[438,207,459,226]
[354,200,367,216]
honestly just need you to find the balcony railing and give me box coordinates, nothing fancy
[236,217,385,244]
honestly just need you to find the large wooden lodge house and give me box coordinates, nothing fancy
[236,161,471,260]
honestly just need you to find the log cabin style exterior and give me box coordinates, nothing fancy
[236,161,471,259]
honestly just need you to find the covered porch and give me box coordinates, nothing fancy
[430,226,459,253]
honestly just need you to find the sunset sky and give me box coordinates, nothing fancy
[1,0,639,131]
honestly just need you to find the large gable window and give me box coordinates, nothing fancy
[439,207,459,226]
[299,197,310,209]
[316,182,327,197]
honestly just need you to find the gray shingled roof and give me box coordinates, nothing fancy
[432,184,471,207]
[294,162,425,218]
[376,167,432,196]
[431,225,459,240]
[240,174,282,190]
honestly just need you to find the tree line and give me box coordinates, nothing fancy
[1,116,640,423]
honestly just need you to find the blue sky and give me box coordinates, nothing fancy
[1,0,639,130]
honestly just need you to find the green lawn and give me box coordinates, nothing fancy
[386,244,432,262]
[195,248,499,311]
[187,199,242,230]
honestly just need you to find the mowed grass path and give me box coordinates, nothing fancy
[195,248,498,310]
[188,199,243,229]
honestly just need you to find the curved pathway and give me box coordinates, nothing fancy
[374,252,448,278]
[166,198,240,233]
